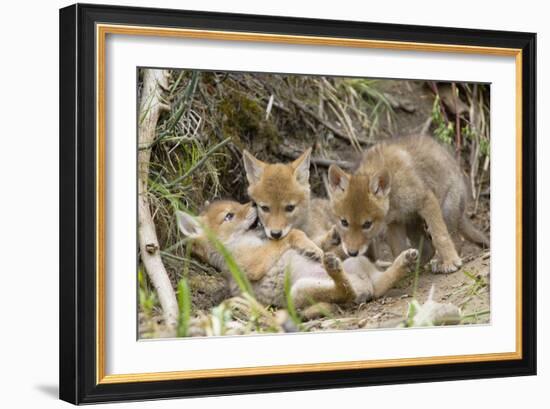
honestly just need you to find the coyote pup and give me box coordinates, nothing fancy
[328,135,489,273]
[242,149,334,247]
[176,200,418,309]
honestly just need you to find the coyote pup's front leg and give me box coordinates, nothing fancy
[286,229,324,262]
[419,192,462,273]
[322,252,357,302]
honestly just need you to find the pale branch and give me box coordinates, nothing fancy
[138,69,179,333]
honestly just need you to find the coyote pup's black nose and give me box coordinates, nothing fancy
[270,230,282,239]
[347,249,359,257]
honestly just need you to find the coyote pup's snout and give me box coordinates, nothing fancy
[327,165,390,257]
[243,148,312,240]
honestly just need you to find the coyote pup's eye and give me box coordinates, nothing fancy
[362,220,373,229]
[285,204,295,212]
[340,218,349,228]
[260,205,270,213]
[224,212,234,222]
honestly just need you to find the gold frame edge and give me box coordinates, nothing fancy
[95,23,524,385]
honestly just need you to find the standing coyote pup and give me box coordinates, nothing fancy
[328,135,489,273]
[176,200,419,309]
[242,149,334,248]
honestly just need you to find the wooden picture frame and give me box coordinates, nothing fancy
[59,3,536,404]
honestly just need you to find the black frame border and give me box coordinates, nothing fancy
[59,3,536,404]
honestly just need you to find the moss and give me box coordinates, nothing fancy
[219,92,280,149]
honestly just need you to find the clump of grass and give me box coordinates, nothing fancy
[448,270,488,305]
[344,79,394,113]
[138,266,159,317]
[460,309,490,324]
[462,270,488,297]
[341,78,395,139]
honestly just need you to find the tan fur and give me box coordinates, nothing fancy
[243,149,334,247]
[177,200,418,309]
[328,135,489,273]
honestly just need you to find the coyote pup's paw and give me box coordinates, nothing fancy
[430,257,462,274]
[322,252,343,278]
[328,227,341,246]
[396,248,419,271]
[300,245,324,263]
[318,226,341,252]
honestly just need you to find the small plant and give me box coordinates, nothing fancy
[432,95,454,145]
[479,137,490,157]
[404,299,420,328]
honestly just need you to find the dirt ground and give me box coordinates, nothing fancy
[303,242,490,332]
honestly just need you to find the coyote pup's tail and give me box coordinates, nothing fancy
[459,215,490,248]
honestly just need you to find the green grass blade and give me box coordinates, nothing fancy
[177,278,192,337]
[284,265,301,327]
[202,225,254,297]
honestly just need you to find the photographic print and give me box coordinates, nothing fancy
[137,68,491,339]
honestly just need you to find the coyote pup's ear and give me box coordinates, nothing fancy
[370,169,391,197]
[292,148,311,185]
[242,150,265,185]
[328,165,350,196]
[176,211,203,238]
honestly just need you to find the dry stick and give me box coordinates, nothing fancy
[451,83,462,161]
[419,116,433,136]
[138,69,179,333]
[469,84,480,199]
[290,97,370,145]
[278,146,353,169]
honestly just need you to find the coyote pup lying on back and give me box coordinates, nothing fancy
[328,135,489,273]
[176,200,418,309]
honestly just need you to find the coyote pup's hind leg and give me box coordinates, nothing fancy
[322,252,357,302]
[289,253,356,309]
[370,248,419,298]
